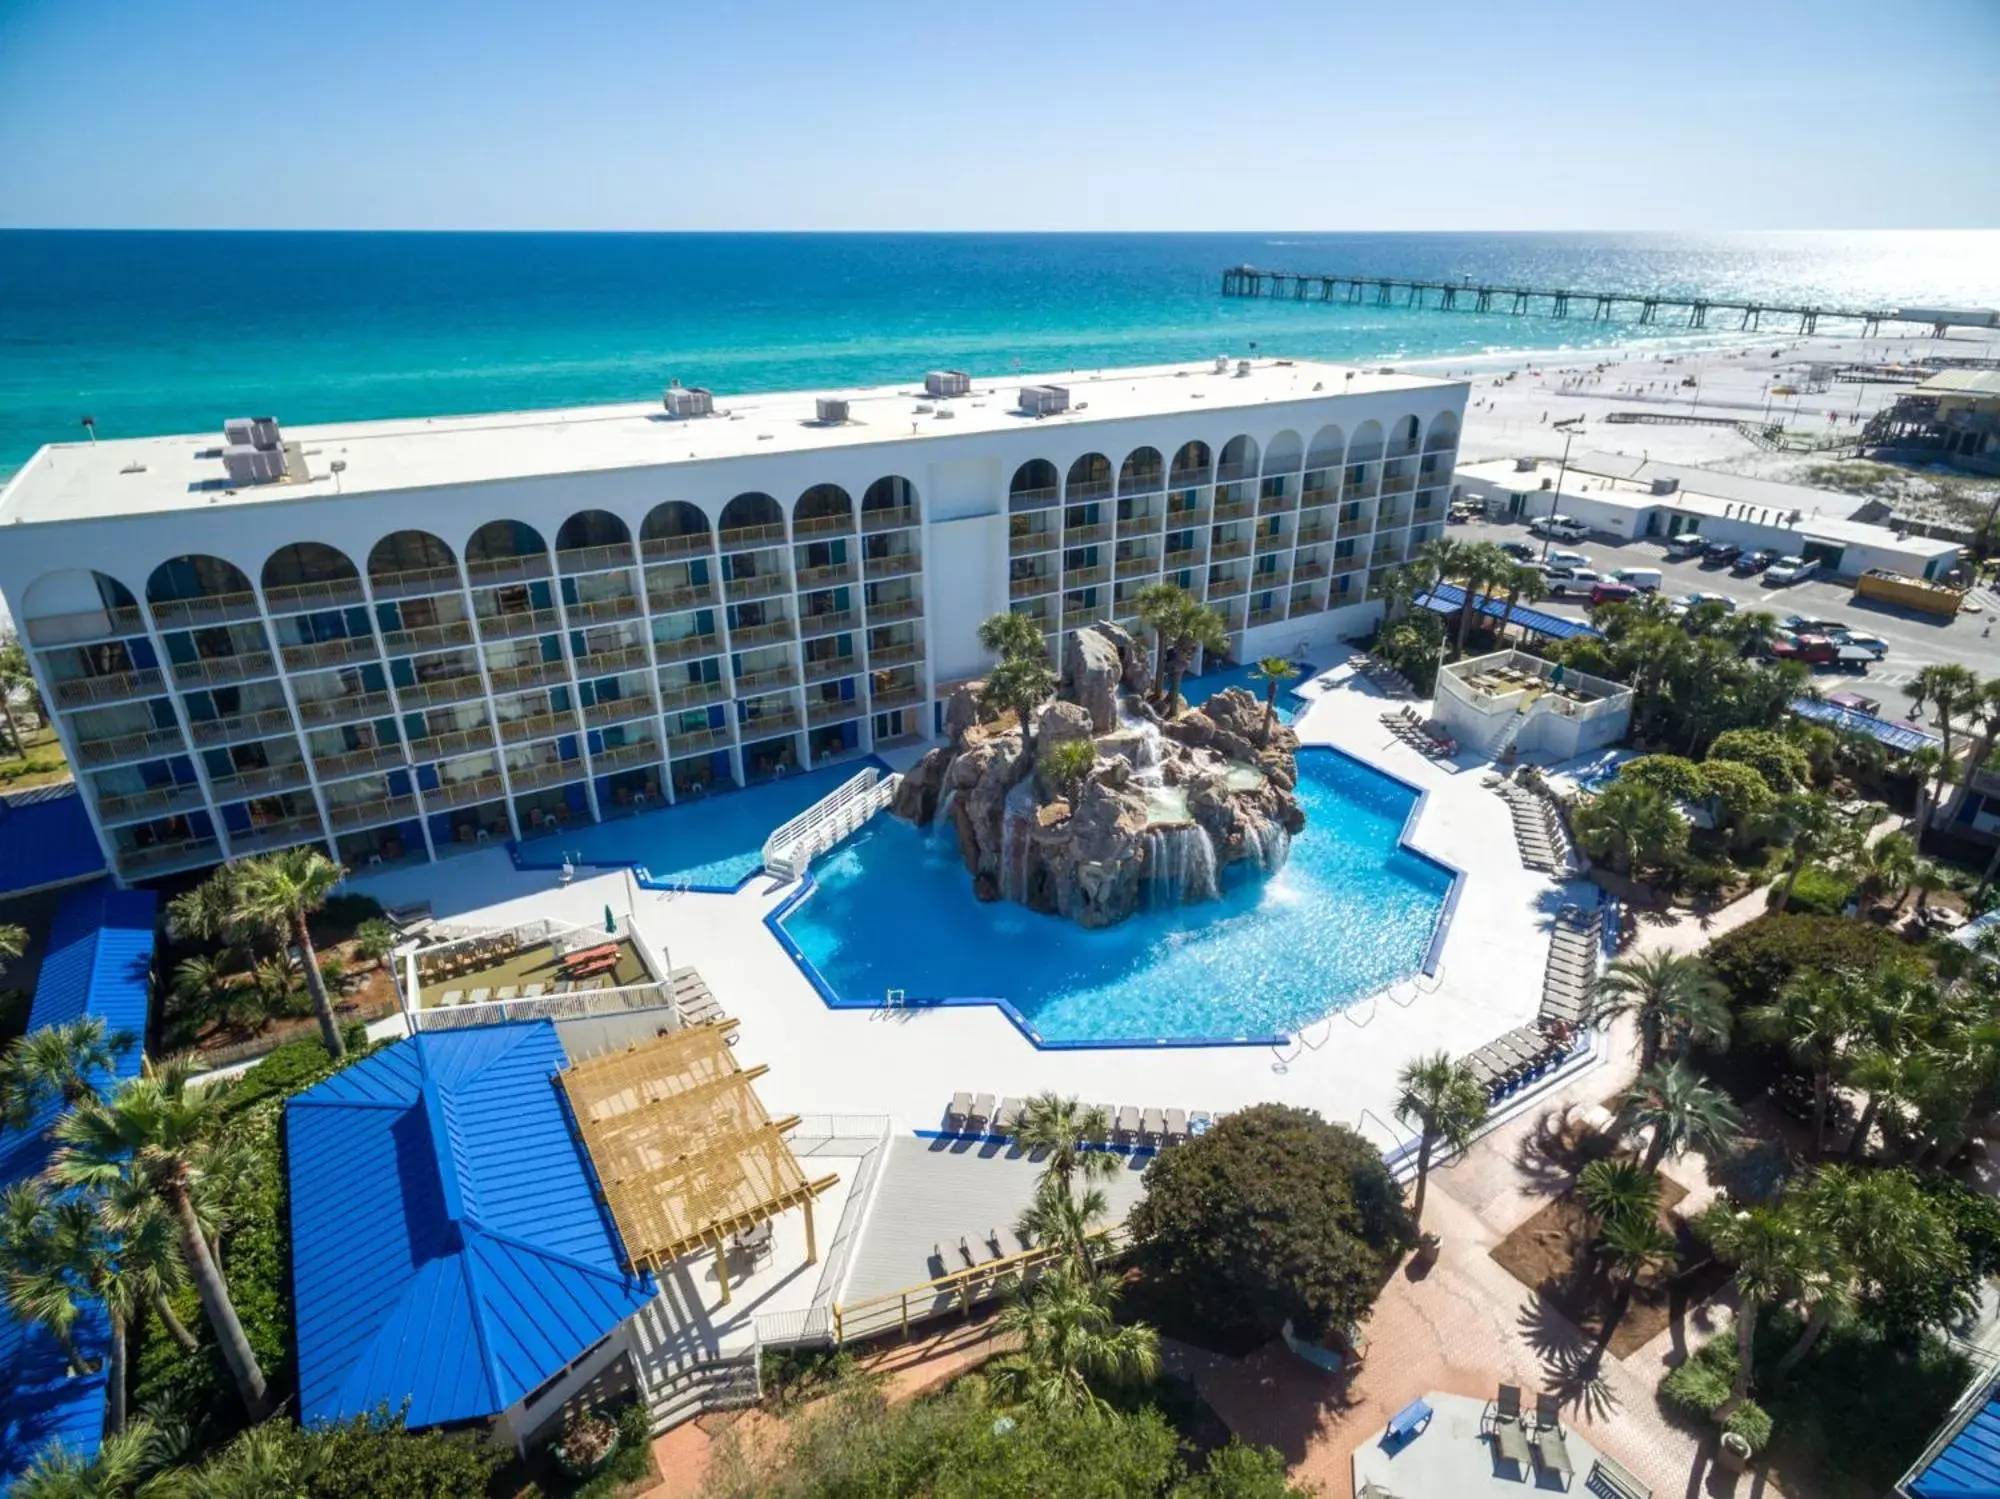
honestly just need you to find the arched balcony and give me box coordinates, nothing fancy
[147,554,259,629]
[262,543,365,613]
[718,492,787,554]
[793,484,855,540]
[1066,453,1113,503]
[1216,434,1260,484]
[640,500,714,561]
[1168,440,1213,490]
[860,475,920,534]
[1008,459,1060,514]
[464,520,552,585]
[368,530,461,601]
[18,568,146,648]
[554,510,635,575]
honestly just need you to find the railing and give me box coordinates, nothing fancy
[573,644,654,676]
[484,658,570,693]
[1008,485,1059,511]
[1009,529,1057,557]
[1295,525,1334,547]
[1064,564,1110,587]
[206,758,313,800]
[426,775,506,811]
[1162,547,1202,572]
[584,696,655,728]
[507,757,583,790]
[1299,485,1337,509]
[719,522,789,552]
[867,641,922,669]
[368,564,463,601]
[26,605,148,646]
[565,593,642,624]
[499,710,577,744]
[54,668,165,708]
[149,591,261,629]
[738,711,801,738]
[231,813,327,850]
[1115,551,1160,575]
[866,596,922,623]
[1380,475,1416,495]
[792,512,854,538]
[799,609,859,639]
[655,633,723,664]
[464,552,552,585]
[172,651,277,689]
[327,793,419,831]
[1065,522,1113,546]
[670,727,733,756]
[734,668,799,696]
[762,767,901,880]
[1207,577,1249,599]
[803,654,862,683]
[296,691,394,726]
[657,680,728,713]
[793,562,856,591]
[865,551,923,580]
[1255,532,1291,555]
[414,979,680,1030]
[807,697,866,728]
[1212,499,1255,522]
[1295,561,1329,581]
[1116,513,1161,537]
[729,620,796,649]
[399,672,486,708]
[1009,573,1056,599]
[724,570,790,602]
[556,542,637,575]
[640,532,713,562]
[593,739,662,772]
[75,725,188,766]
[475,606,562,641]
[1291,596,1327,616]
[861,505,921,533]
[114,838,222,876]
[380,618,477,656]
[95,782,206,823]
[646,583,715,614]
[871,684,924,710]
[1209,540,1250,562]
[1258,492,1299,514]
[1338,518,1372,537]
[281,635,379,671]
[314,741,409,779]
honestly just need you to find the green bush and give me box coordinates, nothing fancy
[1777,863,1856,917]
[1725,1399,1774,1453]
[1660,1339,1736,1424]
[317,891,385,930]
[164,1404,501,1495]
[1709,728,1811,794]
[1697,758,1776,836]
[1705,914,1910,1011]
[1621,754,1707,802]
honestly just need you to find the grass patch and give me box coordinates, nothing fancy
[0,724,70,789]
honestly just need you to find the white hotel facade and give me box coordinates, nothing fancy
[0,359,1466,885]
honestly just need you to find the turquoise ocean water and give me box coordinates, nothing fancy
[3,230,1997,478]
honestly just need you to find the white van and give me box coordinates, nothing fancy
[1612,567,1663,592]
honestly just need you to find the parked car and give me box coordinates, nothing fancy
[1764,555,1820,586]
[1701,541,1743,566]
[1547,569,1604,598]
[1611,567,1664,592]
[1679,592,1736,613]
[1731,549,1777,576]
[1664,535,1707,560]
[1546,549,1592,570]
[1499,540,1537,561]
[1781,615,1847,635]
[1770,634,1871,671]
[1589,581,1640,608]
[1831,630,1888,659]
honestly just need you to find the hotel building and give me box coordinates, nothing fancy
[0,359,1466,885]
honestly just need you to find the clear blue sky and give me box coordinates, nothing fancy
[2,0,1995,230]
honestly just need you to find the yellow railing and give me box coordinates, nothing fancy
[829,1225,1131,1344]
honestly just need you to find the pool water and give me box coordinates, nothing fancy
[1182,659,1313,724]
[779,749,1455,1046]
[512,761,877,890]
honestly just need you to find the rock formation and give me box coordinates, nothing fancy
[891,624,1306,929]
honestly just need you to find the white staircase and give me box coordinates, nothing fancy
[1490,696,1552,759]
[762,768,903,881]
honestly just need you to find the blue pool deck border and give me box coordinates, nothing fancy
[764,743,1467,1053]
[505,755,895,895]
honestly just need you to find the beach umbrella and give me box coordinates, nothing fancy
[1551,663,1568,689]
[604,903,617,934]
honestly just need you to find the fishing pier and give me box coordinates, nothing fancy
[1219,266,1997,338]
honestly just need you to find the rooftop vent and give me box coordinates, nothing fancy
[1514,456,1537,472]
[1236,360,1252,377]
[924,370,971,398]
[814,397,850,425]
[662,384,714,419]
[1018,384,1071,417]
[220,417,288,485]
[1649,477,1680,495]
[1213,356,1230,374]
[224,416,281,452]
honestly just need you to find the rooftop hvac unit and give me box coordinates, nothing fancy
[1514,456,1537,472]
[1018,384,1071,417]
[1236,360,1252,377]
[221,443,286,486]
[663,385,714,419]
[223,416,282,451]
[815,398,850,425]
[1213,356,1230,373]
[924,370,971,398]
[1649,477,1680,495]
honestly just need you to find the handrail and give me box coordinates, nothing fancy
[761,767,901,880]
[829,1224,1133,1345]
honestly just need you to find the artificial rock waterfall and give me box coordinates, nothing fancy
[889,623,1306,930]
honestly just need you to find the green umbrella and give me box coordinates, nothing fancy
[604,904,617,934]
[1550,662,1567,689]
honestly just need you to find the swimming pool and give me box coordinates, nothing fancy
[511,760,883,890]
[774,747,1458,1048]
[1181,659,1314,724]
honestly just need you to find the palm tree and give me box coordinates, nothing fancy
[1593,951,1730,1071]
[983,654,1058,770]
[1908,858,1953,918]
[1573,781,1685,877]
[988,1265,1160,1417]
[1614,1061,1742,1172]
[9,1419,167,1499]
[0,921,25,978]
[1595,1212,1678,1356]
[1781,1165,1952,1377]
[352,918,396,971]
[50,1067,272,1422]
[38,1195,166,1435]
[1577,1157,1661,1234]
[1702,1201,1803,1417]
[1853,830,1919,909]
[978,611,1049,666]
[1449,543,1510,658]
[1941,678,2000,824]
[1725,610,1782,658]
[1497,564,1548,641]
[1017,1181,1112,1273]
[1134,581,1187,689]
[1908,663,1979,770]
[230,847,347,1059]
[0,1018,136,1132]
[2,1182,94,1378]
[1746,970,1868,1155]
[1906,742,1946,841]
[1153,591,1229,714]
[1393,1051,1488,1224]
[1015,1093,1117,1196]
[1249,657,1299,746]
[1767,792,1849,915]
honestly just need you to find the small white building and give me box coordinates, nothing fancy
[1434,649,1632,762]
[1456,452,1962,581]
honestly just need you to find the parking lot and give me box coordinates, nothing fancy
[1459,515,1998,691]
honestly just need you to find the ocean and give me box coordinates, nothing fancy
[3,229,1997,477]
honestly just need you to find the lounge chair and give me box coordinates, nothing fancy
[1115,1104,1141,1142]
[440,989,465,1007]
[1164,1107,1188,1144]
[969,1093,996,1131]
[520,983,546,999]
[996,1097,1024,1134]
[469,988,491,1005]
[1141,1106,1166,1143]
[1531,1394,1573,1480]
[946,1091,973,1131]
[495,986,519,1002]
[1488,1383,1533,1469]
[1188,1110,1213,1137]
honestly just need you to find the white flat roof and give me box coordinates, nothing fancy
[0,359,1458,529]
[1457,455,1960,558]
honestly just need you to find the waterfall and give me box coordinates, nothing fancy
[1001,778,1041,904]
[1116,703,1168,782]
[930,784,958,848]
[1145,823,1220,907]
[1242,819,1293,874]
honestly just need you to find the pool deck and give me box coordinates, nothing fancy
[348,662,1579,1157]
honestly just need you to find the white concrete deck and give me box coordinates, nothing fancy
[1350,1392,1608,1497]
[346,663,1579,1159]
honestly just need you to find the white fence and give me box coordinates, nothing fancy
[761,769,902,880]
[412,980,679,1031]
[753,1116,893,1348]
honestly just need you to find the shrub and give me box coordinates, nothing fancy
[317,891,385,931]
[1709,728,1810,794]
[1129,1103,1413,1344]
[1039,737,1097,797]
[1660,1338,1736,1425]
[1705,914,1909,1011]
[1697,758,1776,835]
[1777,863,1855,917]
[1621,754,1707,803]
[1677,858,1737,902]
[553,1406,620,1479]
[1725,1399,1774,1453]
[222,1036,344,1114]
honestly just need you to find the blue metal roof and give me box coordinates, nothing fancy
[1415,583,1601,642]
[0,882,155,1492]
[287,1022,653,1430]
[1908,1375,2000,1497]
[0,786,107,899]
[1790,697,1944,755]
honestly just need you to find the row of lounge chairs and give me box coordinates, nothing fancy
[1380,703,1459,759]
[1498,778,1571,873]
[434,975,612,1007]
[1541,904,1603,1028]
[418,930,525,984]
[1460,1022,1578,1104]
[669,967,725,1027]
[1484,1385,1573,1485]
[1349,652,1417,699]
[943,1094,1213,1147]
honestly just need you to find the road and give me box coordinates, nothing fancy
[1458,516,2000,692]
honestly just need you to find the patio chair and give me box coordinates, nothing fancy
[1115,1105,1141,1142]
[1164,1107,1188,1144]
[520,983,546,1000]
[469,988,491,1005]
[440,989,465,1007]
[1532,1393,1574,1481]
[969,1093,996,1131]
[1141,1106,1166,1143]
[946,1091,974,1131]
[1488,1383,1533,1468]
[1187,1110,1213,1137]
[495,986,519,1002]
[996,1097,1024,1135]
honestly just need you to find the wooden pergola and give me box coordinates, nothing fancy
[557,1021,837,1302]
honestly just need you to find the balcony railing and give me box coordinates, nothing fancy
[464,553,552,585]
[724,570,790,602]
[1009,573,1056,599]
[225,818,321,855]
[54,669,165,709]
[26,605,149,647]
[296,690,394,727]
[385,620,480,657]
[738,711,802,738]
[719,522,789,553]
[280,636,379,671]
[1294,561,1329,581]
[95,783,206,824]
[1338,518,1372,537]
[208,762,312,802]
[556,542,637,575]
[115,838,222,877]
[1254,532,1291,556]
[1164,498,1207,524]
[655,633,723,664]
[499,710,577,745]
[1063,564,1110,588]
[1258,492,1298,515]
[870,684,924,711]
[327,795,419,832]
[1116,513,1161,538]
[807,698,865,727]
[1211,499,1255,523]
[861,505,921,534]
[483,657,569,693]
[507,758,582,790]
[592,739,662,772]
[803,654,862,684]
[1060,608,1097,629]
[793,562,857,591]
[399,672,486,709]
[76,725,189,767]
[1162,547,1202,572]
[1300,485,1337,510]
[646,583,716,614]
[1114,552,1160,576]
[1331,556,1367,576]
[868,641,923,669]
[404,726,495,764]
[799,609,859,639]
[314,742,410,780]
[426,774,507,811]
[1295,524,1334,547]
[1010,528,1058,556]
[865,596,922,624]
[1065,522,1113,546]
[640,532,714,562]
[729,619,796,649]
[669,727,733,757]
[172,652,277,689]
[475,606,562,641]
[149,592,261,629]
[863,552,921,580]
[1379,475,1416,495]
[584,696,655,728]
[793,512,855,539]
[657,679,728,713]
[1246,607,1282,628]
[733,668,798,697]
[572,644,654,677]
[1290,595,1327,616]
[1209,540,1250,563]
[566,593,642,625]
[368,565,463,602]
[1207,577,1248,600]
[1008,486,1059,512]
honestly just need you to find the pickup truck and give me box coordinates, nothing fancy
[1770,634,1870,670]
[1547,570,1605,598]
[1763,556,1820,586]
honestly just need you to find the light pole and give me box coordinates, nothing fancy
[1540,421,1583,561]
